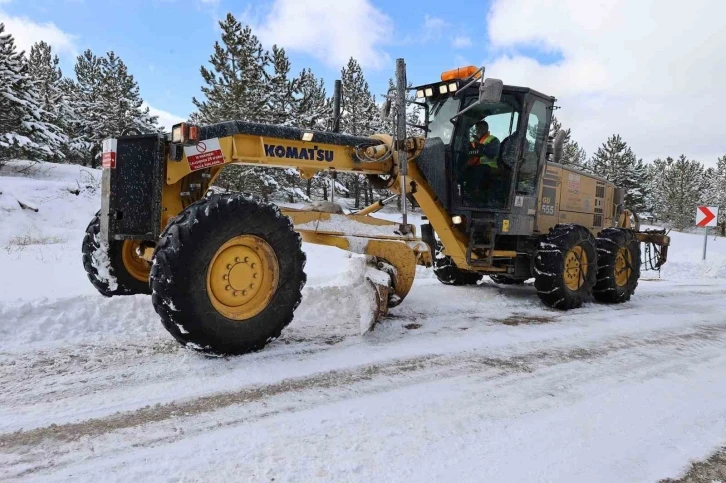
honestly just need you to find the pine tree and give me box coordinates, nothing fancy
[27,41,72,161]
[702,166,719,207]
[589,134,648,213]
[714,155,726,226]
[102,51,158,135]
[338,58,384,207]
[645,159,666,221]
[653,155,704,230]
[63,51,102,165]
[265,45,297,126]
[70,49,157,167]
[339,57,382,136]
[548,115,586,168]
[384,77,423,137]
[295,68,330,130]
[191,14,269,124]
[0,24,65,164]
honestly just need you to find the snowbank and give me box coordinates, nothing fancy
[649,227,726,280]
[0,160,101,246]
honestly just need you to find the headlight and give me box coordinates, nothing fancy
[452,215,463,224]
[439,84,448,94]
[416,89,425,98]
[448,82,458,92]
[425,87,434,97]
[171,126,182,143]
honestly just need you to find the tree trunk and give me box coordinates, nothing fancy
[306,178,312,198]
[354,177,360,208]
[322,181,328,201]
[90,146,100,170]
[364,180,370,205]
[288,174,295,203]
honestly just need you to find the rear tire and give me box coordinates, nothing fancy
[534,224,597,310]
[593,228,641,303]
[81,212,151,297]
[150,193,306,356]
[433,240,482,286]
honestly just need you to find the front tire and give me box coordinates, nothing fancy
[593,228,641,303]
[150,193,306,356]
[81,212,151,297]
[534,224,597,310]
[433,241,482,286]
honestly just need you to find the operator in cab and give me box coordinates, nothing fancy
[465,120,501,198]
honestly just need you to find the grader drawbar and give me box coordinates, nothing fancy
[83,58,670,355]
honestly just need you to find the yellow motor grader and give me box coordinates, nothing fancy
[82,59,670,355]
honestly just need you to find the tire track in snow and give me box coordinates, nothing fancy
[2,322,725,458]
[1,280,721,417]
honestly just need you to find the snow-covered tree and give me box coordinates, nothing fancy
[102,51,158,135]
[589,134,648,213]
[706,155,726,230]
[68,49,157,167]
[265,45,297,126]
[26,41,72,161]
[295,68,330,130]
[651,155,704,230]
[336,58,385,207]
[383,77,423,137]
[0,24,66,164]
[339,57,383,136]
[191,14,269,124]
[549,116,587,168]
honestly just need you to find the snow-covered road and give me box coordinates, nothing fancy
[2,161,726,482]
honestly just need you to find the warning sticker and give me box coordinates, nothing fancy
[567,173,581,193]
[102,138,117,169]
[184,138,225,171]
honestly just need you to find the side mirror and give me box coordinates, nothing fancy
[380,98,392,120]
[479,78,503,104]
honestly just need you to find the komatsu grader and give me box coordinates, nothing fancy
[82,59,670,355]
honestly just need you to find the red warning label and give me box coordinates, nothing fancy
[184,138,225,171]
[102,139,117,168]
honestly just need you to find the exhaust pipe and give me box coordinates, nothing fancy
[553,129,567,164]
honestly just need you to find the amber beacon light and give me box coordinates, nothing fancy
[441,65,481,82]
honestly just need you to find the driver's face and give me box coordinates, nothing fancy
[475,124,487,137]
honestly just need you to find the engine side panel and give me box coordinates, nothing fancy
[535,163,616,234]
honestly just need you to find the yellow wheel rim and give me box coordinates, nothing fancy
[121,239,151,282]
[614,247,632,287]
[206,235,279,321]
[563,245,588,292]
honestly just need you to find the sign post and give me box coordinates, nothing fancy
[696,206,719,260]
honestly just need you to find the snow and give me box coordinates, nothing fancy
[2,161,726,482]
[295,212,411,238]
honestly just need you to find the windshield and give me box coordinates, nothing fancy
[425,97,460,144]
[452,91,525,209]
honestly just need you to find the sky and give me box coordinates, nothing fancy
[1,0,725,166]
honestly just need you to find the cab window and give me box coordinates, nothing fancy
[452,92,524,208]
[517,99,549,195]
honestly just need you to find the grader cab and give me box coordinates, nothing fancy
[82,59,670,355]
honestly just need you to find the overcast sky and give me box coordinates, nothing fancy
[1,0,724,166]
